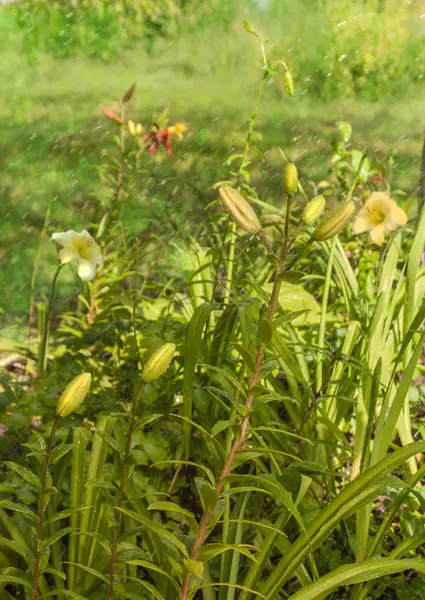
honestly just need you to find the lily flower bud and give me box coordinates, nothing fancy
[219,185,262,235]
[303,195,326,225]
[284,71,294,97]
[56,373,91,417]
[142,343,176,384]
[312,201,356,241]
[283,163,298,195]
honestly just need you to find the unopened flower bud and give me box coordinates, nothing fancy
[142,343,176,383]
[312,201,356,241]
[303,195,326,225]
[284,71,294,97]
[283,163,298,195]
[56,373,91,417]
[219,185,262,235]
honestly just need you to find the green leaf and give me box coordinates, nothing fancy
[275,282,320,324]
[199,543,259,563]
[42,591,89,599]
[4,461,41,488]
[183,303,214,459]
[184,557,204,578]
[0,536,33,560]
[288,558,425,600]
[95,430,122,455]
[211,420,232,438]
[277,271,305,282]
[195,477,219,511]
[50,444,75,465]
[136,413,163,430]
[0,500,37,521]
[116,507,189,557]
[126,560,180,592]
[40,527,72,551]
[0,573,33,591]
[262,440,425,597]
[148,501,199,532]
[63,562,109,584]
[233,344,256,372]
[258,319,272,344]
[46,505,91,525]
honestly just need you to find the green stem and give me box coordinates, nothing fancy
[316,237,336,392]
[38,264,63,377]
[223,59,269,305]
[107,381,144,599]
[31,414,61,600]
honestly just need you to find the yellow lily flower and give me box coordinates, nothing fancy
[352,192,407,244]
[168,123,187,140]
[51,230,103,281]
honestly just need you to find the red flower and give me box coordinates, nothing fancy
[101,107,123,125]
[142,123,173,156]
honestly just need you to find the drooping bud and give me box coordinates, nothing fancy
[303,195,326,225]
[141,343,176,384]
[101,107,123,125]
[56,373,92,417]
[312,201,356,241]
[283,163,298,195]
[284,71,294,97]
[219,185,262,235]
[122,83,136,103]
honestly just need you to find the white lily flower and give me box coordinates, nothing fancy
[51,230,103,281]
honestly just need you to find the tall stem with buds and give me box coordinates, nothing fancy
[180,195,294,600]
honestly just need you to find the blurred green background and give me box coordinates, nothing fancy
[1,0,425,329]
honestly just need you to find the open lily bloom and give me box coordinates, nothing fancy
[352,192,407,244]
[51,230,103,281]
[168,123,187,140]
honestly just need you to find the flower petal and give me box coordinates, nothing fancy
[59,247,79,264]
[87,244,104,268]
[51,231,77,248]
[77,260,97,282]
[352,206,375,234]
[384,201,407,231]
[370,224,385,244]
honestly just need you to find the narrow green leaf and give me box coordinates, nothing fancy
[46,505,91,525]
[4,461,41,488]
[183,303,214,459]
[199,543,259,563]
[0,500,37,521]
[148,501,199,532]
[116,507,189,557]
[41,527,72,551]
[287,558,425,600]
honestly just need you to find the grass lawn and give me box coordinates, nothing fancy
[1,8,425,329]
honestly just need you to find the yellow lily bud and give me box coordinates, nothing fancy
[142,343,176,383]
[56,373,91,417]
[283,163,298,195]
[303,195,326,225]
[128,120,136,136]
[219,185,262,235]
[312,201,356,241]
[284,71,294,97]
